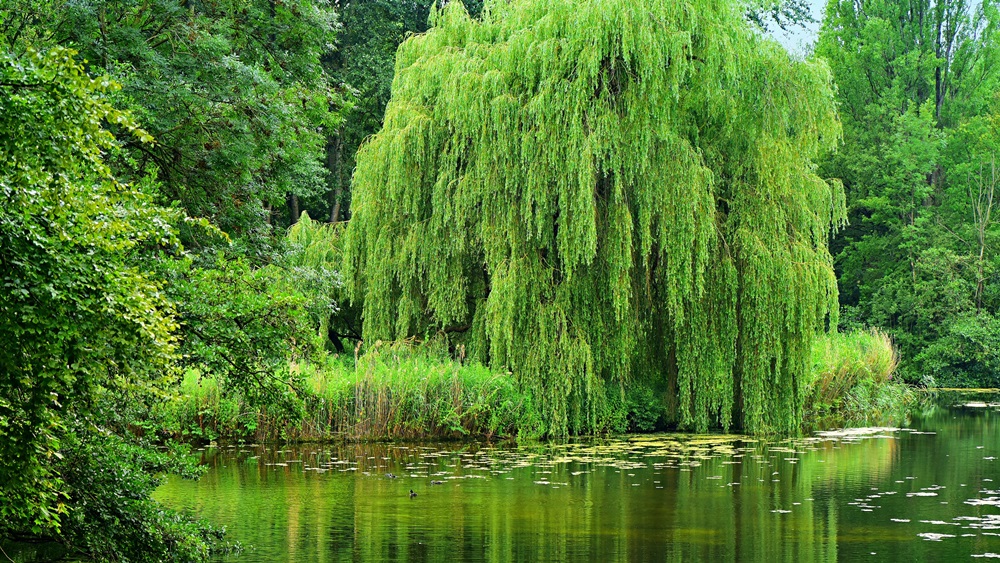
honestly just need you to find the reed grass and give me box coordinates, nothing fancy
[154,332,914,442]
[293,347,542,440]
[804,329,914,427]
[152,345,540,442]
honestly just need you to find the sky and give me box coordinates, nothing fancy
[769,0,827,56]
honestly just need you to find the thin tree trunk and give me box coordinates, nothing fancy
[329,134,344,224]
[973,155,996,310]
[99,6,109,70]
[934,3,945,122]
[288,193,300,224]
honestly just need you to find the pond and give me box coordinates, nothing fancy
[153,392,1000,562]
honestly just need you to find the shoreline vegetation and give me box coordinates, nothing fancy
[151,329,916,445]
[5,0,996,559]
[804,329,915,430]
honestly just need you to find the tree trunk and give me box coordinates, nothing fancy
[329,133,344,224]
[288,193,300,224]
[934,6,944,122]
[973,155,996,310]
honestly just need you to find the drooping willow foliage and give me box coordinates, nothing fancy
[282,211,345,339]
[287,211,343,271]
[344,0,845,435]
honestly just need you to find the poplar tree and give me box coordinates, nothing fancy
[344,0,845,434]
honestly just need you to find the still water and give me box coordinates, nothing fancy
[155,393,1000,561]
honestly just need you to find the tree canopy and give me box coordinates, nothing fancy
[0,46,178,536]
[817,0,1000,385]
[2,0,345,254]
[344,0,845,435]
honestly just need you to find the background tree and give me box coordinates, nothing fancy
[817,0,1000,385]
[2,0,346,256]
[746,0,815,31]
[313,0,483,225]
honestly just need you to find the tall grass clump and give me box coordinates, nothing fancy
[151,343,544,442]
[804,329,914,428]
[294,342,543,440]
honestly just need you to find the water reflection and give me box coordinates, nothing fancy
[154,393,1000,562]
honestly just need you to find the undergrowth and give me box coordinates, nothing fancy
[152,344,543,442]
[804,329,916,428]
[153,330,917,443]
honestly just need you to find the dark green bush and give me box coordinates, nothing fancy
[626,386,666,432]
[32,425,239,562]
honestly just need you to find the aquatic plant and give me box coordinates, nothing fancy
[343,0,844,434]
[152,344,542,442]
[805,329,913,427]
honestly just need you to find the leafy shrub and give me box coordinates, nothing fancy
[626,386,666,432]
[164,255,316,412]
[30,425,238,562]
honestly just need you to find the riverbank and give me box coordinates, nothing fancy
[152,330,915,443]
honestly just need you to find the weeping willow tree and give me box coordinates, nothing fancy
[343,0,845,435]
[283,211,350,349]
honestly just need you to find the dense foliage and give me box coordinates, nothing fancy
[0,46,175,533]
[166,255,315,410]
[0,47,235,560]
[2,0,345,253]
[344,0,845,435]
[3,0,999,559]
[0,0,343,555]
[817,0,1000,387]
[53,424,232,562]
